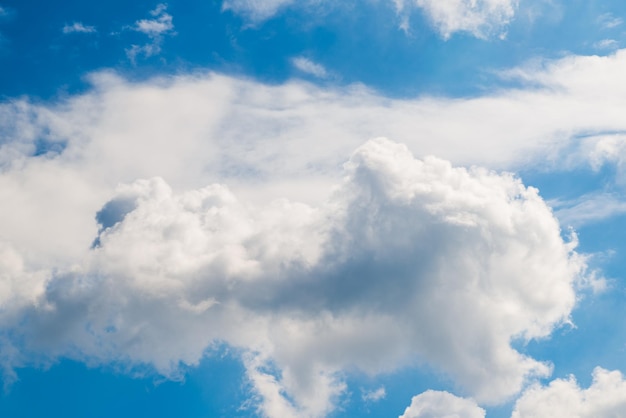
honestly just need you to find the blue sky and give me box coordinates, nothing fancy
[2,0,626,417]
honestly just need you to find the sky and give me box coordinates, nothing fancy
[3,0,626,417]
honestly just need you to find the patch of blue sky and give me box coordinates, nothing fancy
[0,349,255,418]
[1,1,625,99]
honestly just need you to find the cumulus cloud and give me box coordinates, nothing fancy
[400,390,486,418]
[62,22,96,34]
[3,49,626,415]
[0,137,589,415]
[512,368,626,417]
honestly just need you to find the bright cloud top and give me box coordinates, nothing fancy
[400,390,486,418]
[0,133,588,416]
[512,368,626,417]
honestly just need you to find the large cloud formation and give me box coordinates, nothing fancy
[0,136,587,416]
[4,50,626,416]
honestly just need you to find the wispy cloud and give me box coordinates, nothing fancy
[126,3,174,63]
[597,12,623,29]
[410,0,518,39]
[62,22,96,34]
[222,0,519,39]
[133,3,173,37]
[291,56,329,78]
[594,38,619,50]
[362,386,386,403]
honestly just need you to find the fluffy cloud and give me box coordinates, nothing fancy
[4,49,626,415]
[400,390,485,418]
[512,368,626,417]
[0,137,588,415]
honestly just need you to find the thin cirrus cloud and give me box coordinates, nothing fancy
[4,47,626,416]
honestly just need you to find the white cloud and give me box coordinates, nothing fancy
[512,368,626,417]
[594,39,619,50]
[62,22,96,34]
[400,390,486,418]
[221,0,519,38]
[126,3,174,62]
[398,0,518,39]
[222,0,295,21]
[597,13,623,30]
[6,49,626,415]
[0,136,589,415]
[362,386,386,402]
[133,3,174,37]
[292,57,329,79]
[554,193,626,228]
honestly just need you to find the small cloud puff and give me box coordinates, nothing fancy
[400,390,485,418]
[126,3,175,63]
[405,0,518,39]
[362,386,386,403]
[133,3,174,37]
[512,368,626,417]
[292,56,329,78]
[62,22,96,34]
